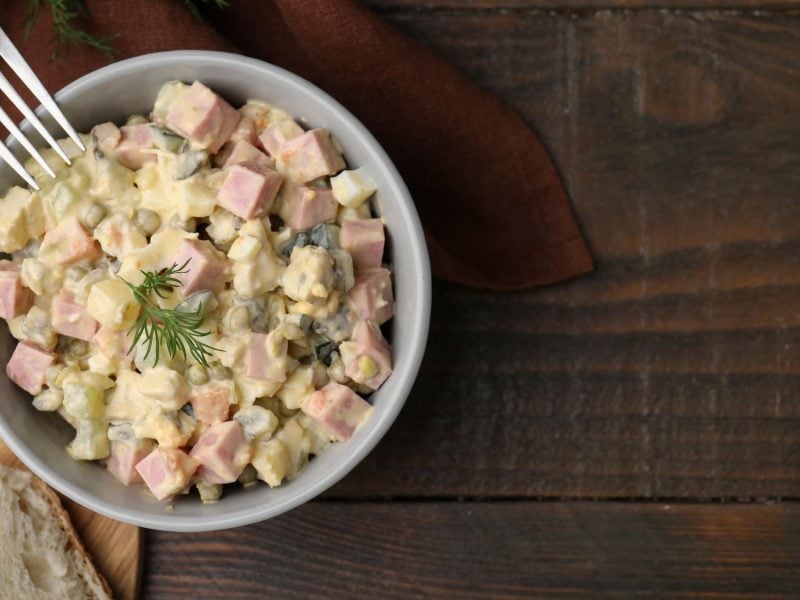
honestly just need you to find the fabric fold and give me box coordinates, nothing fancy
[0,0,592,290]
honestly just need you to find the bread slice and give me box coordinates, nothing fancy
[0,465,112,600]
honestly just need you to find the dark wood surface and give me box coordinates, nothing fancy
[143,502,800,599]
[143,2,800,598]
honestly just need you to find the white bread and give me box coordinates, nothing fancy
[0,465,112,600]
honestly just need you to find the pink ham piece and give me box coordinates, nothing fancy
[217,162,283,220]
[106,441,152,486]
[166,81,240,154]
[190,385,232,425]
[347,268,394,325]
[0,263,33,319]
[51,290,98,342]
[6,341,55,395]
[302,381,373,441]
[221,139,273,169]
[279,185,338,230]
[171,238,229,295]
[114,124,156,170]
[245,331,288,383]
[258,120,304,157]
[92,326,134,362]
[190,420,252,484]
[341,320,393,390]
[135,447,199,501]
[277,128,345,182]
[41,220,101,265]
[340,218,385,271]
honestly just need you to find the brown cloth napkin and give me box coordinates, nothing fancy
[0,0,592,290]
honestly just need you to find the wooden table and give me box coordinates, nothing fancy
[143,1,800,597]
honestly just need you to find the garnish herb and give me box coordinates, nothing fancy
[120,259,221,367]
[24,0,229,57]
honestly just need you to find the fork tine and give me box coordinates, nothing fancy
[0,139,39,190]
[0,104,56,178]
[0,27,85,153]
[0,72,72,166]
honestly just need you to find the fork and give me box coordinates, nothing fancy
[0,27,85,191]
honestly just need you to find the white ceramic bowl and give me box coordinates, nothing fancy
[0,51,430,532]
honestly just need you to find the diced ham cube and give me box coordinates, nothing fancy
[135,447,199,501]
[106,440,153,486]
[190,384,233,425]
[341,320,393,390]
[51,290,98,342]
[166,81,240,153]
[40,219,101,265]
[277,128,345,182]
[114,124,155,170]
[6,341,56,395]
[92,326,133,362]
[0,265,33,319]
[221,139,273,169]
[340,218,385,271]
[347,268,394,325]
[171,238,229,295]
[217,163,283,220]
[279,185,338,230]
[190,421,252,484]
[258,120,304,157]
[302,382,373,441]
[245,331,288,383]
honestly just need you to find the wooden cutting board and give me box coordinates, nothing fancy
[0,441,142,600]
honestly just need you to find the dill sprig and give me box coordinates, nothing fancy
[121,260,220,367]
[24,0,229,57]
[25,0,116,57]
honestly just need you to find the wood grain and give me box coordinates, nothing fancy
[0,442,142,600]
[142,501,800,599]
[366,1,800,9]
[293,9,800,499]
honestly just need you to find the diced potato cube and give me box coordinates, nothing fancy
[227,235,261,262]
[33,388,63,412]
[87,279,140,330]
[251,437,290,487]
[67,419,110,460]
[331,168,377,208]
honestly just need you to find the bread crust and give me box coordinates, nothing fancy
[15,470,113,599]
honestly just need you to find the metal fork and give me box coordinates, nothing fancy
[0,27,85,191]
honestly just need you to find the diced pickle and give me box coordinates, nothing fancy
[238,464,258,486]
[63,382,105,420]
[197,481,222,503]
[108,423,136,442]
[149,125,188,153]
[234,405,278,440]
[186,364,209,385]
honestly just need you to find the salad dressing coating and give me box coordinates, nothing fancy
[0,81,393,503]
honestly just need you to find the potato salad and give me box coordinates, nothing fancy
[0,81,394,502]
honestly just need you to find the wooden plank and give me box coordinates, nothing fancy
[366,1,800,9]
[141,502,800,599]
[318,10,800,498]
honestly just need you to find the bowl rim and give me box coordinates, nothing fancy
[0,50,431,531]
